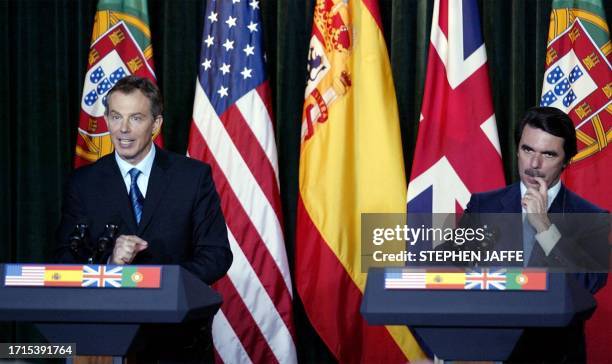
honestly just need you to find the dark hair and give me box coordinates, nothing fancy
[515,106,577,164]
[104,75,163,118]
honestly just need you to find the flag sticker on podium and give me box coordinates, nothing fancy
[82,265,123,288]
[44,266,83,287]
[121,266,161,288]
[3,264,161,288]
[384,268,547,291]
[506,269,547,290]
[4,265,45,286]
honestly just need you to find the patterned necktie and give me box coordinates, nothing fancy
[128,168,144,225]
[522,215,536,266]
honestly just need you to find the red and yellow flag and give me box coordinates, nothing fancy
[296,0,425,362]
[74,0,162,167]
[44,266,83,287]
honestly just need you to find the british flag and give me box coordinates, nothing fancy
[407,0,505,216]
[82,265,123,288]
[465,268,507,290]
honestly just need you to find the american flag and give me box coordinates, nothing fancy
[187,0,296,363]
[384,269,427,289]
[4,264,45,286]
[82,265,123,288]
[465,268,507,290]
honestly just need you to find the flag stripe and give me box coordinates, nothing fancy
[214,276,278,364]
[225,229,296,362]
[212,310,253,364]
[188,128,295,333]
[234,86,280,179]
[296,198,418,362]
[219,99,283,219]
[191,81,292,291]
[255,83,276,129]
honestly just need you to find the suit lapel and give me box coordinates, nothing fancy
[137,147,172,235]
[100,155,138,234]
[497,184,523,252]
[500,183,522,212]
[548,183,566,213]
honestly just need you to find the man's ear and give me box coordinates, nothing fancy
[152,115,163,135]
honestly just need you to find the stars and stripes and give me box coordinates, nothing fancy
[187,0,296,363]
[4,265,45,286]
[385,270,427,289]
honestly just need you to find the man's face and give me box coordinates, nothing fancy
[517,124,566,189]
[105,90,162,165]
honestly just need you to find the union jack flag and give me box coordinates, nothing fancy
[465,268,507,290]
[407,0,505,216]
[82,265,123,288]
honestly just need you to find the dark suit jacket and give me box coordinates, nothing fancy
[464,182,610,363]
[56,146,232,285]
[464,182,609,293]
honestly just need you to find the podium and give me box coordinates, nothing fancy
[360,268,596,361]
[0,264,222,357]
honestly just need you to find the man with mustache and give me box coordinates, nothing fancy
[463,106,609,363]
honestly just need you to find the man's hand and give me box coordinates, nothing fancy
[110,235,148,265]
[521,176,551,233]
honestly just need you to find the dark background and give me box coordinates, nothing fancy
[1,0,610,362]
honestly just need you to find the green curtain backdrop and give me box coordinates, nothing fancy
[0,0,610,362]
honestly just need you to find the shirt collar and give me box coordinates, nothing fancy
[115,145,156,178]
[520,179,562,210]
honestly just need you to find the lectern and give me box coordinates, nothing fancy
[360,268,596,361]
[0,264,222,358]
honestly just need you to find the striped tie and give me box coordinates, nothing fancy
[128,168,144,224]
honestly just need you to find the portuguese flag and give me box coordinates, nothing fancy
[74,0,162,167]
[121,266,161,288]
[540,1,611,361]
[506,270,547,290]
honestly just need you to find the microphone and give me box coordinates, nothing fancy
[68,223,90,256]
[96,223,119,263]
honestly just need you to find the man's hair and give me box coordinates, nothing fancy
[515,106,577,164]
[104,75,163,118]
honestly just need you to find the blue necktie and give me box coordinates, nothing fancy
[128,168,144,225]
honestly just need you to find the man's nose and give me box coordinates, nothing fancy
[119,119,130,132]
[530,154,542,169]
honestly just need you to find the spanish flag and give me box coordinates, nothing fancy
[296,0,425,362]
[44,266,83,287]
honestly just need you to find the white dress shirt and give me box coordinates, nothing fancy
[114,145,156,198]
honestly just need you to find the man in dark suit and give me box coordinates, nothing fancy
[463,106,609,363]
[56,76,232,361]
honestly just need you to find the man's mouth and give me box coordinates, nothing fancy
[118,138,135,147]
